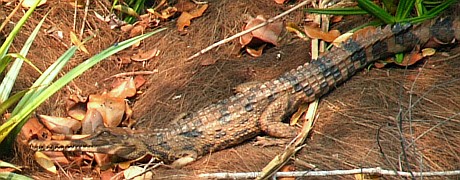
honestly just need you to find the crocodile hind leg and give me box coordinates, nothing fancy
[258,94,299,138]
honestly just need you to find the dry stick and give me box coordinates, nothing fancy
[186,0,313,61]
[199,168,460,179]
[79,0,90,39]
[103,70,158,81]
[0,0,23,32]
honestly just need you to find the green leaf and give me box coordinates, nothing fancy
[0,90,28,115]
[0,11,48,102]
[395,0,416,20]
[0,160,21,171]
[394,53,404,64]
[0,56,13,75]
[0,28,166,149]
[305,7,368,15]
[0,172,33,180]
[356,0,395,24]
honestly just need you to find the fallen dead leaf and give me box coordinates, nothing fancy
[246,44,266,57]
[81,108,104,134]
[286,22,309,41]
[275,0,287,4]
[100,169,117,180]
[108,77,137,98]
[176,4,208,31]
[252,22,283,46]
[332,32,353,47]
[397,52,424,66]
[66,99,87,121]
[19,117,51,142]
[124,166,153,180]
[304,23,340,42]
[70,31,89,54]
[129,24,146,38]
[34,152,57,174]
[175,0,196,12]
[88,95,126,127]
[42,152,70,165]
[241,15,283,46]
[422,48,436,57]
[133,75,146,89]
[131,48,160,62]
[39,115,82,135]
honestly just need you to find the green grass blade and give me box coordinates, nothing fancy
[424,0,458,16]
[0,28,166,147]
[0,172,33,180]
[0,56,13,75]
[305,7,368,15]
[356,0,395,24]
[0,12,48,102]
[0,90,28,115]
[395,0,416,20]
[0,0,41,62]
[11,47,77,115]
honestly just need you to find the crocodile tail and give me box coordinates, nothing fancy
[285,16,459,103]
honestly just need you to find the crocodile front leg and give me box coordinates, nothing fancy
[259,93,298,138]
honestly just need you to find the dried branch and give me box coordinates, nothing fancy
[199,168,460,179]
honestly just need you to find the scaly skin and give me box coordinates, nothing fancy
[29,16,460,167]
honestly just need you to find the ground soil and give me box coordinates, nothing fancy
[2,0,460,179]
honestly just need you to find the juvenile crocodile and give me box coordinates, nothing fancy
[29,16,460,167]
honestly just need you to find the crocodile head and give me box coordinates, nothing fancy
[29,128,152,161]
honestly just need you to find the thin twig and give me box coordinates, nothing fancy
[186,0,313,61]
[199,168,460,179]
[103,70,159,81]
[79,0,90,39]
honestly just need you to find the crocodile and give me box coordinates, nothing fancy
[29,16,460,167]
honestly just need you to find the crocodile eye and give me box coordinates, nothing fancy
[100,131,111,136]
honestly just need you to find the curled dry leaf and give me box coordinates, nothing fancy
[175,0,196,12]
[81,108,104,134]
[70,31,89,54]
[275,0,287,4]
[304,23,341,42]
[250,15,283,46]
[286,22,309,41]
[66,100,87,121]
[124,166,154,180]
[332,32,353,47]
[422,48,436,57]
[108,77,137,98]
[121,24,134,32]
[129,24,146,38]
[19,117,51,142]
[131,48,160,62]
[88,95,126,127]
[39,115,82,135]
[134,75,146,89]
[176,4,208,31]
[34,152,57,174]
[100,169,116,180]
[241,15,283,46]
[42,152,70,165]
[246,44,266,57]
[397,52,424,66]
